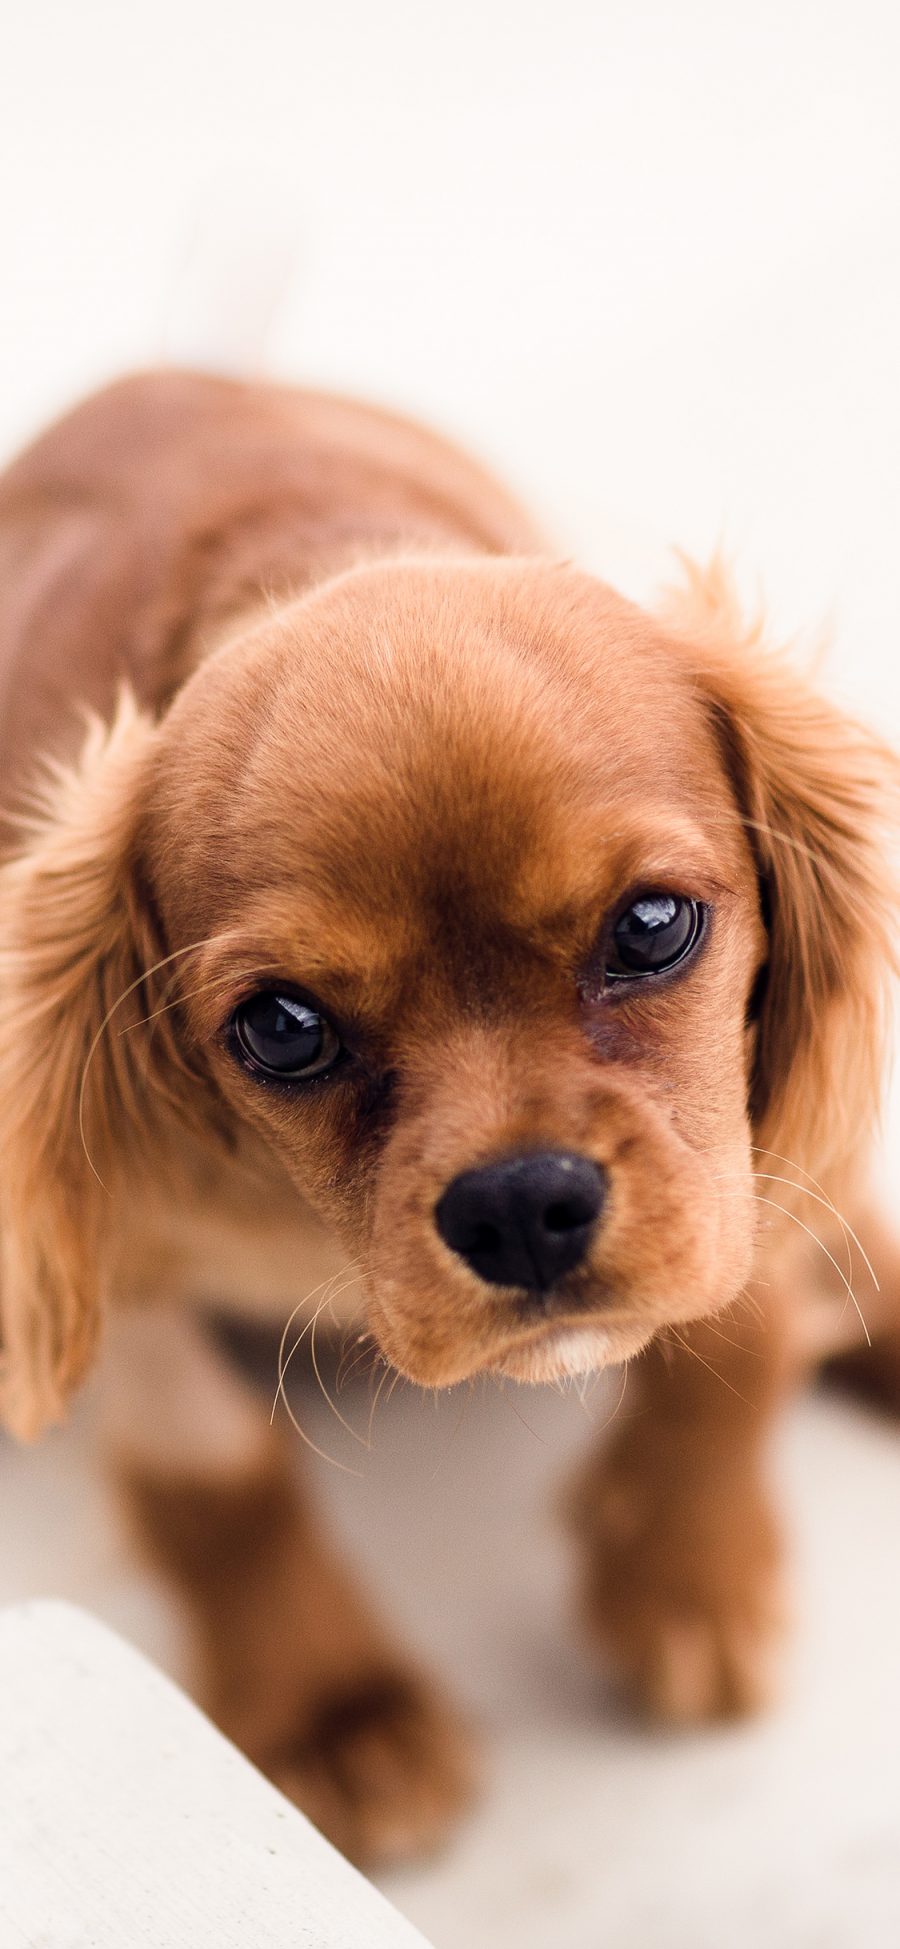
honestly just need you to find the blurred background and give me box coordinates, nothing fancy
[2,2,900,1943]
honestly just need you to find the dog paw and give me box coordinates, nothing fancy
[597,1588,786,1723]
[262,1671,477,1867]
[570,1462,788,1725]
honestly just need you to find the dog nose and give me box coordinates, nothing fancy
[434,1150,606,1293]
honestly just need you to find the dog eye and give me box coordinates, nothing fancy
[232,991,342,1079]
[605,894,704,980]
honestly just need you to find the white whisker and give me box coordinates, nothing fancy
[273,1293,363,1475]
[753,1193,872,1347]
[749,1145,880,1292]
[310,1289,370,1449]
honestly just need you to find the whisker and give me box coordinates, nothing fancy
[310,1296,370,1449]
[78,935,223,1185]
[336,1328,361,1391]
[738,1279,771,1309]
[584,1362,611,1406]
[592,1359,630,1435]
[273,1294,363,1475]
[753,1193,872,1347]
[697,1313,762,1359]
[366,1360,393,1447]
[711,1160,873,1333]
[337,1338,379,1391]
[750,1172,855,1291]
[665,1327,755,1408]
[749,1145,880,1293]
[323,1270,366,1328]
[428,1386,471,1482]
[278,1294,333,1395]
[271,1277,335,1424]
[500,1383,547,1443]
[117,969,253,1035]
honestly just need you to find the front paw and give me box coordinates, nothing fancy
[570,1455,789,1724]
[256,1669,477,1868]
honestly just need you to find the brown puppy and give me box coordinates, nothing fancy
[0,371,897,1863]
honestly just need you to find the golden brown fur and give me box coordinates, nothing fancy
[0,370,898,1861]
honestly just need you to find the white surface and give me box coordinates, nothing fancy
[1,4,900,1943]
[3,1376,900,1948]
[0,1599,432,1949]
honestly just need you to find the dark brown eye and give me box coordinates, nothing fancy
[233,991,342,1079]
[606,894,704,980]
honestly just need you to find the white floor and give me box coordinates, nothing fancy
[3,1365,900,1948]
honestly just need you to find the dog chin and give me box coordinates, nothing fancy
[492,1324,618,1384]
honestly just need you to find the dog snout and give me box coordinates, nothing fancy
[434,1150,605,1293]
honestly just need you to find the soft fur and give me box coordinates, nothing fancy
[0,371,898,1862]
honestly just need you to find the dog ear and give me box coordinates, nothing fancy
[0,694,179,1437]
[661,556,899,1181]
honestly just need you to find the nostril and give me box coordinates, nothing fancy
[543,1197,593,1235]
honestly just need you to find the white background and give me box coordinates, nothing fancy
[3,0,899,729]
[2,5,900,1944]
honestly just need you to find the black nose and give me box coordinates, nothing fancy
[434,1150,606,1293]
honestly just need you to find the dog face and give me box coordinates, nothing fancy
[0,556,895,1430]
[147,560,764,1387]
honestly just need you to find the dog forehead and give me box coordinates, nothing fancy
[157,559,738,959]
[242,562,713,877]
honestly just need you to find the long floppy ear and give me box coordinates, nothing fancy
[661,555,900,1180]
[0,694,176,1438]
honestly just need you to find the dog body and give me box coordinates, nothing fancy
[1,371,898,1862]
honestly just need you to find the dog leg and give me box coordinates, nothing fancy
[99,1305,474,1865]
[568,1293,796,1723]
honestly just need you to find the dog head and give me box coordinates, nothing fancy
[1,555,896,1431]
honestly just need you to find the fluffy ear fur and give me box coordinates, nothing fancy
[0,694,174,1438]
[661,556,900,1182]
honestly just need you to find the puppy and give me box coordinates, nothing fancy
[0,370,897,1864]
